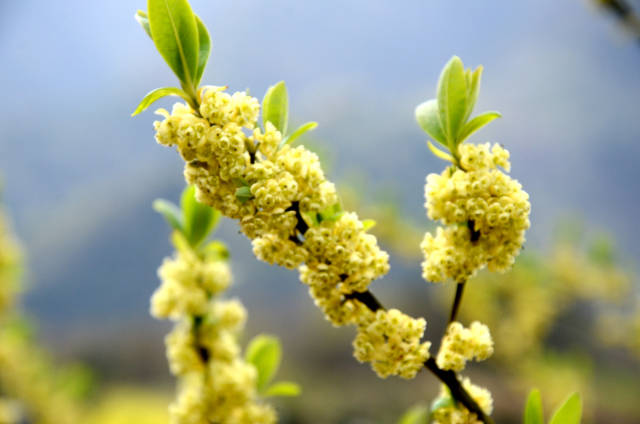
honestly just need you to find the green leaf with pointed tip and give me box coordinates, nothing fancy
[132,87,191,116]
[245,335,282,392]
[549,393,582,424]
[437,56,468,146]
[427,140,455,163]
[235,186,252,204]
[280,121,317,147]
[456,111,501,144]
[135,10,152,39]
[523,389,544,424]
[397,404,429,424]
[362,219,376,231]
[194,15,210,87]
[152,199,183,232]
[463,66,483,124]
[415,99,447,147]
[264,381,301,397]
[262,81,289,135]
[181,185,220,247]
[148,0,199,90]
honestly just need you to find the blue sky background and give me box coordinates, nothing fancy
[0,0,639,338]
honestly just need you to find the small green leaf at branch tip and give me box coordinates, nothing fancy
[235,186,253,204]
[397,404,429,424]
[549,393,582,424]
[263,381,301,397]
[262,81,289,135]
[135,10,152,39]
[523,389,544,424]
[280,121,318,148]
[148,0,199,91]
[181,185,220,247]
[362,219,376,231]
[427,140,455,163]
[415,99,447,147]
[456,111,501,144]
[132,87,191,116]
[245,335,282,392]
[437,56,468,145]
[152,199,183,232]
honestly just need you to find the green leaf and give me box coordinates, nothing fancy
[152,199,183,232]
[437,56,468,146]
[301,211,320,227]
[280,121,317,147]
[132,87,192,116]
[135,10,152,39]
[415,99,447,147]
[181,185,220,247]
[264,381,301,397]
[194,15,210,87]
[262,81,289,135]
[456,111,501,143]
[148,0,199,91]
[318,203,343,223]
[235,186,253,204]
[427,140,455,163]
[397,404,429,424]
[463,66,483,123]
[245,335,282,392]
[362,219,376,231]
[523,389,544,424]
[430,395,455,413]
[202,240,230,261]
[549,393,582,424]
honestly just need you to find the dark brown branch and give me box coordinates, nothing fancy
[349,289,494,424]
[287,201,309,236]
[424,357,495,424]
[344,290,383,312]
[449,282,466,324]
[285,197,491,422]
[468,220,481,243]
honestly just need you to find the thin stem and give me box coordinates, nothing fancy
[424,358,495,424]
[348,289,494,424]
[448,281,466,324]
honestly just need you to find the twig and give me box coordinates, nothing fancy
[449,282,466,324]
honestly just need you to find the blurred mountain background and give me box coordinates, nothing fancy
[0,0,639,422]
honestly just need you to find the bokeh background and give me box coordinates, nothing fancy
[0,0,639,423]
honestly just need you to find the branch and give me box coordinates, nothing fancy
[287,202,492,422]
[448,282,466,324]
[424,357,495,424]
[348,289,494,424]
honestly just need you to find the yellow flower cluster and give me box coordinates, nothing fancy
[431,378,493,424]
[152,233,275,424]
[0,325,80,424]
[0,207,80,424]
[0,211,20,315]
[152,89,431,379]
[421,143,530,283]
[352,309,431,379]
[436,322,493,372]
